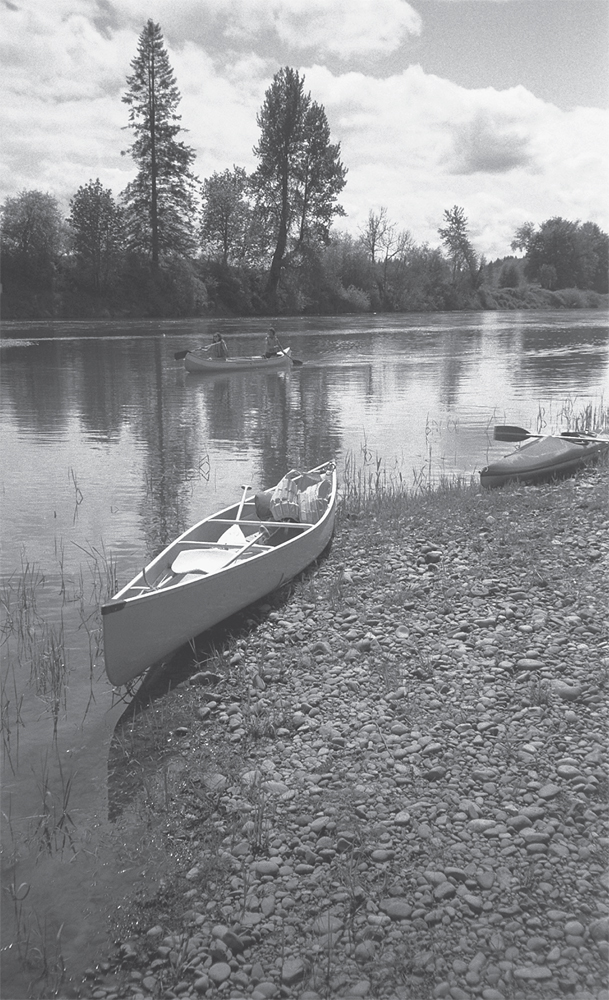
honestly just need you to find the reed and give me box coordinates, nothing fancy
[0,658,24,769]
[32,620,68,739]
[69,466,84,524]
[31,915,67,997]
[31,752,77,858]
[5,876,33,967]
[5,878,68,996]
[72,539,119,605]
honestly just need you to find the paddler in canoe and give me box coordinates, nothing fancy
[193,333,228,360]
[207,333,229,359]
[264,327,282,358]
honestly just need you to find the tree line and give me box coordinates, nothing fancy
[1,20,607,320]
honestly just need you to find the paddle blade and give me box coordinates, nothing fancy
[174,350,189,360]
[218,523,247,545]
[291,357,303,366]
[493,425,531,442]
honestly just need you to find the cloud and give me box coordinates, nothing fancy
[448,110,532,173]
[306,65,609,256]
[220,0,422,57]
[48,0,422,59]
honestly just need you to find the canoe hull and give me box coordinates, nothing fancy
[480,435,609,488]
[102,466,336,686]
[184,350,293,373]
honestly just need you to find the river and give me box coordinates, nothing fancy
[1,310,607,997]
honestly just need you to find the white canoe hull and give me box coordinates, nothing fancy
[184,349,293,373]
[102,465,336,686]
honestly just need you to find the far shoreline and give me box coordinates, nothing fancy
[1,287,608,325]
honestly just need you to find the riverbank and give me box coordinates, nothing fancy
[80,468,608,1000]
[1,286,607,324]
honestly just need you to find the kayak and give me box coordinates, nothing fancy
[102,462,337,686]
[480,434,609,488]
[184,348,293,373]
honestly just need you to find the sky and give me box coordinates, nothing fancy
[1,0,608,260]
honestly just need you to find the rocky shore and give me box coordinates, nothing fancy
[83,469,608,1000]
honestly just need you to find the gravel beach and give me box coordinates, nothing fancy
[82,468,608,1000]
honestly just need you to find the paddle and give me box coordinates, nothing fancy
[217,484,250,545]
[494,425,597,443]
[274,336,303,367]
[223,525,273,568]
[174,345,213,360]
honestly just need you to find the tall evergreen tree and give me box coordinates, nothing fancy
[253,67,347,309]
[68,179,124,295]
[122,20,198,267]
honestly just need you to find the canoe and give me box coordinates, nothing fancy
[184,348,293,373]
[102,462,337,686]
[480,434,609,488]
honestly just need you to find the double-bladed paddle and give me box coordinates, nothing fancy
[494,424,598,443]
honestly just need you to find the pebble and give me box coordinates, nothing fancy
[85,472,608,1000]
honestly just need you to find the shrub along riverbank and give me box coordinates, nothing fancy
[81,467,608,1000]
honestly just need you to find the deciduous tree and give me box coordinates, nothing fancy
[359,207,413,308]
[1,190,66,314]
[510,221,536,255]
[68,179,124,294]
[200,167,255,266]
[578,221,608,293]
[122,20,198,267]
[1,189,65,282]
[252,66,347,308]
[438,206,479,283]
[513,217,608,291]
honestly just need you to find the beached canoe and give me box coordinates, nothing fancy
[184,348,293,373]
[102,462,337,686]
[480,433,609,488]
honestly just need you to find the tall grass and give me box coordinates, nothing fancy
[340,430,475,520]
[1,539,119,766]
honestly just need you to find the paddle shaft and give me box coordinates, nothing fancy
[174,344,214,360]
[236,484,250,521]
[274,336,303,366]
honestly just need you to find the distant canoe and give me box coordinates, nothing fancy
[480,434,609,488]
[102,462,337,686]
[184,348,293,373]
